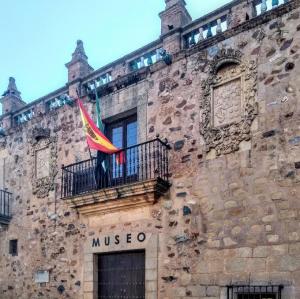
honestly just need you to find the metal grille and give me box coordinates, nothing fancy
[227,285,283,299]
[61,138,170,198]
[98,250,145,299]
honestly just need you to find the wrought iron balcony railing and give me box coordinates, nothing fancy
[61,138,170,199]
[0,189,12,224]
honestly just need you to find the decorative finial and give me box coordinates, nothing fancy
[71,40,88,62]
[165,0,186,8]
[65,40,93,84]
[2,77,21,99]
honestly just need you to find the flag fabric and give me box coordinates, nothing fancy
[78,99,121,155]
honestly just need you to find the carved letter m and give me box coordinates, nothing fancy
[92,238,100,247]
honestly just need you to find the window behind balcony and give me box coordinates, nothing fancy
[107,115,137,180]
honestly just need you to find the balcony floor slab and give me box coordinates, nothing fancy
[64,178,169,216]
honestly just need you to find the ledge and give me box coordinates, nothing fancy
[64,178,170,216]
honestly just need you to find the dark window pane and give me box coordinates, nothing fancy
[111,126,123,178]
[112,126,123,148]
[9,239,18,256]
[127,121,137,147]
[126,121,137,176]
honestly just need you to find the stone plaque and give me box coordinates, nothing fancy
[34,270,49,283]
[35,147,50,179]
[212,77,242,127]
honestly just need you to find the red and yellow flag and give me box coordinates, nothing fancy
[78,99,121,155]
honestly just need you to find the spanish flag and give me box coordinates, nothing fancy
[78,100,122,158]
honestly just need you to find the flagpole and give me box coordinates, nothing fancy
[94,80,105,132]
[76,88,98,188]
[94,82,109,185]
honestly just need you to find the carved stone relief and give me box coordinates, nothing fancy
[212,77,242,127]
[200,48,258,155]
[30,127,57,198]
[35,147,50,179]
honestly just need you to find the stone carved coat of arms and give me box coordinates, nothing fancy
[29,127,58,198]
[200,48,258,155]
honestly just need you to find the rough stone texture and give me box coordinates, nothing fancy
[0,1,300,299]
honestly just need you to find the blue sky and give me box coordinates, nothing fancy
[0,0,230,104]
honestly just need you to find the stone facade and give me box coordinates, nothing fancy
[0,0,300,298]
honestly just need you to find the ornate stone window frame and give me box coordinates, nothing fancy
[30,127,57,198]
[200,48,258,155]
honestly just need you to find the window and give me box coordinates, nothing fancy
[9,239,18,256]
[106,115,137,180]
[227,286,283,299]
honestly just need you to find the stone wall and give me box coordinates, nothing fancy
[0,1,300,299]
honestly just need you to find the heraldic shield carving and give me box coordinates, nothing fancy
[30,127,58,198]
[200,48,258,155]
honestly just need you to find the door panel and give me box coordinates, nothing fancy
[98,250,145,299]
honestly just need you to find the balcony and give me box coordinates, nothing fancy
[0,189,12,225]
[61,138,170,215]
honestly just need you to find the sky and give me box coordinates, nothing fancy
[0,0,230,104]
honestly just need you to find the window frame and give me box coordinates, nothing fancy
[106,114,137,150]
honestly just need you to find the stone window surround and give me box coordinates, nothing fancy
[83,233,158,299]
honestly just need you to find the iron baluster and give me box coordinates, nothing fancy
[145,142,148,180]
[61,139,170,198]
[149,142,151,179]
[141,144,144,181]
[152,141,155,179]
[160,141,163,178]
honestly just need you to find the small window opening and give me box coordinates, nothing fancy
[9,239,18,256]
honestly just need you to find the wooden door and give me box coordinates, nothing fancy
[98,250,145,299]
